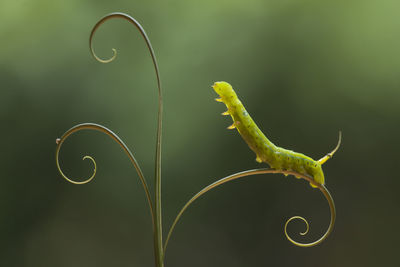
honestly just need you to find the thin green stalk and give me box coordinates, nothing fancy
[164,168,336,256]
[89,13,164,266]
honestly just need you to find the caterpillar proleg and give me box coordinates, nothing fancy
[212,81,341,188]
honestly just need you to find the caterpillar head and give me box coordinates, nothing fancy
[212,81,237,100]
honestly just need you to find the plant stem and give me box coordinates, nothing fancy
[89,12,165,266]
[155,85,164,267]
[164,168,336,254]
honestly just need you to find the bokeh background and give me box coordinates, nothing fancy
[1,0,399,266]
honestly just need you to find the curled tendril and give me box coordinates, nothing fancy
[55,123,154,225]
[89,12,162,93]
[164,169,336,255]
[58,154,96,185]
[88,12,164,264]
[88,12,164,262]
[284,180,335,247]
[285,216,309,236]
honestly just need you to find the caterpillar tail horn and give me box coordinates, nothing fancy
[318,131,342,165]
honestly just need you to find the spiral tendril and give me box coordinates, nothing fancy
[285,216,309,238]
[164,169,336,255]
[55,132,97,184]
[68,155,96,184]
[89,12,164,265]
[55,123,154,224]
[93,47,117,64]
[284,181,335,247]
[89,12,162,94]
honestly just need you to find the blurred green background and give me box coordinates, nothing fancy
[1,0,399,266]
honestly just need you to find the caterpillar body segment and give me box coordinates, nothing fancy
[212,81,339,188]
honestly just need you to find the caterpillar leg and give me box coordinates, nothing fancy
[318,131,342,165]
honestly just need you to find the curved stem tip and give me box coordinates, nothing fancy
[164,169,335,255]
[89,12,164,266]
[55,123,154,229]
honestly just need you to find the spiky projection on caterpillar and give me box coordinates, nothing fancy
[213,81,341,188]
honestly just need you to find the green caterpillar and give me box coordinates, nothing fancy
[213,81,341,188]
